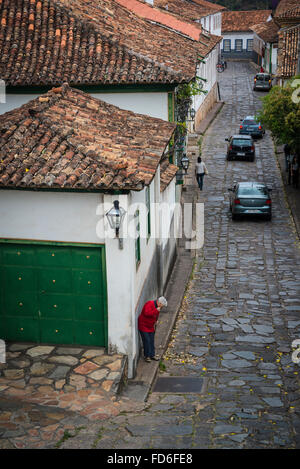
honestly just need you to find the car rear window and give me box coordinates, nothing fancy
[256,75,270,81]
[232,139,252,146]
[243,120,256,125]
[238,186,268,196]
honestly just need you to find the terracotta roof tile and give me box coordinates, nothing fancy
[274,2,300,78]
[275,4,300,20]
[277,24,300,78]
[118,0,202,41]
[0,0,220,87]
[275,0,300,17]
[147,0,225,22]
[160,157,178,192]
[222,10,272,33]
[0,84,176,191]
[251,19,279,43]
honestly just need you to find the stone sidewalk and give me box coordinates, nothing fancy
[275,144,300,239]
[0,343,128,448]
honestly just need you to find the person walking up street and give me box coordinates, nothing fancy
[291,156,299,189]
[195,157,208,191]
[138,297,167,362]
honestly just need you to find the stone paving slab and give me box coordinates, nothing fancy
[0,343,129,448]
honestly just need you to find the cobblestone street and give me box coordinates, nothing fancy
[60,61,300,450]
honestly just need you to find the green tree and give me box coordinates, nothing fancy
[257,77,300,155]
[210,0,274,10]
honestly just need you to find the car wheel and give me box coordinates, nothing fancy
[251,156,255,162]
[227,155,231,161]
[232,213,238,221]
[266,213,272,221]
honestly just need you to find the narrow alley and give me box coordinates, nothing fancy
[60,61,300,450]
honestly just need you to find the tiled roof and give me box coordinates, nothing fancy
[117,0,203,41]
[275,4,300,20]
[251,19,279,43]
[154,0,225,20]
[132,0,223,53]
[277,24,300,78]
[0,0,219,87]
[0,84,177,191]
[160,157,178,192]
[275,0,300,17]
[222,10,272,33]
[275,2,300,78]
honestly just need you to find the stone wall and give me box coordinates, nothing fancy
[194,82,219,132]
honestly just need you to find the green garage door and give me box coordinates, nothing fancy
[0,242,108,347]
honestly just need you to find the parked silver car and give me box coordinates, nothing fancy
[253,73,272,91]
[228,182,272,221]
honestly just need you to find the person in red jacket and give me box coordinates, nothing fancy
[138,297,167,362]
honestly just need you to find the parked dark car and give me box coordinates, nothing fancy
[225,135,255,161]
[228,182,272,220]
[239,116,265,139]
[253,73,272,91]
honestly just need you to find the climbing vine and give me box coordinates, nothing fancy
[172,77,207,165]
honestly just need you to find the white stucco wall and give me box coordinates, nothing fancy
[199,12,222,36]
[0,190,105,243]
[194,46,218,112]
[221,32,254,51]
[0,94,40,115]
[103,172,162,377]
[90,92,169,121]
[103,193,136,376]
[0,173,177,378]
[271,46,278,75]
[0,91,169,122]
[160,178,177,249]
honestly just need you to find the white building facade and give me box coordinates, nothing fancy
[0,169,180,378]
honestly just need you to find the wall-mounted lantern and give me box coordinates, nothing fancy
[189,108,196,121]
[181,154,190,174]
[106,200,126,249]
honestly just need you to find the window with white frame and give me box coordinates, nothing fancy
[223,39,231,52]
[235,39,243,52]
[247,39,253,51]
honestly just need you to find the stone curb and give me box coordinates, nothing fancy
[274,144,300,240]
[123,248,195,401]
